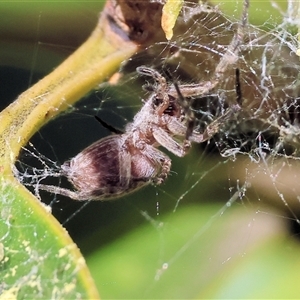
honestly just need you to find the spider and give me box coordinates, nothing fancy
[37,0,248,201]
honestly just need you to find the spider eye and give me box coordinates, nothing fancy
[164,103,178,116]
[153,96,163,106]
[164,96,180,116]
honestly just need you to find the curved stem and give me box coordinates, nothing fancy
[0,14,137,174]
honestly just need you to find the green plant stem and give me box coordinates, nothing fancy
[0,16,137,174]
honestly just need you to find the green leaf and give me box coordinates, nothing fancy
[86,204,298,299]
[0,179,99,298]
[210,0,287,28]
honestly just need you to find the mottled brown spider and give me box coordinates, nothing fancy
[37,0,248,201]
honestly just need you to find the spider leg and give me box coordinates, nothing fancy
[168,0,248,141]
[138,143,172,184]
[198,67,243,142]
[164,68,196,140]
[168,0,249,99]
[137,66,171,114]
[235,68,242,105]
[201,104,241,141]
[95,116,123,134]
[167,118,204,143]
[153,126,190,157]
[38,184,91,201]
[214,0,248,77]
[137,66,168,93]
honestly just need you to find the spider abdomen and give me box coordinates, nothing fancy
[61,135,160,200]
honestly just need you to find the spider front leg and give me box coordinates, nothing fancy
[168,0,249,100]
[138,143,172,184]
[201,103,241,142]
[152,126,191,157]
[166,117,204,143]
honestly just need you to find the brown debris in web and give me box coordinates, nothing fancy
[101,0,166,46]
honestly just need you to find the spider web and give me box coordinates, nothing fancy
[9,0,300,298]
